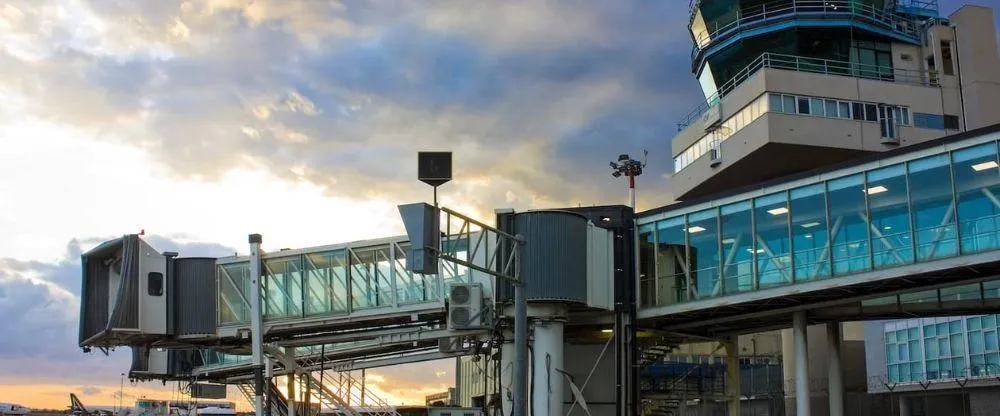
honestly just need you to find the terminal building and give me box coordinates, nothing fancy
[75,1,1000,416]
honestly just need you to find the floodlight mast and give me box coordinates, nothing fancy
[609,150,647,209]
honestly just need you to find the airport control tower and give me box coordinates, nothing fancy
[669,0,1000,202]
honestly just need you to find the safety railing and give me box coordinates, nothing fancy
[676,52,939,131]
[689,0,921,60]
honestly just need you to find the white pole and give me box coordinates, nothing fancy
[794,311,811,416]
[249,234,265,416]
[531,318,565,416]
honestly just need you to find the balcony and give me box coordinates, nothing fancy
[677,52,939,132]
[689,0,923,69]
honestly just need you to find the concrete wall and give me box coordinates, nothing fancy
[863,321,890,394]
[562,343,616,416]
[951,5,1000,131]
[780,322,868,416]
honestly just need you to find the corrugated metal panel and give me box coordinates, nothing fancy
[109,235,140,330]
[174,258,218,336]
[515,211,589,303]
[79,254,110,344]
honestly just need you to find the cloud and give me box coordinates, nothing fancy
[0,235,236,384]
[79,386,104,396]
[0,0,701,215]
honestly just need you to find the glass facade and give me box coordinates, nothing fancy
[643,134,1000,308]
[673,92,912,173]
[883,315,1000,384]
[217,239,472,325]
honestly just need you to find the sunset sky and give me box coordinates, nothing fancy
[0,0,995,411]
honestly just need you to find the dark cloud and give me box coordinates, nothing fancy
[0,235,236,384]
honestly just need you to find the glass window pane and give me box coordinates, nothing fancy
[866,164,914,268]
[688,208,721,299]
[951,334,965,356]
[951,320,962,333]
[304,250,349,316]
[798,97,810,114]
[952,142,1000,254]
[755,192,792,288]
[909,154,958,261]
[865,104,878,121]
[828,174,872,275]
[925,323,936,337]
[810,98,825,116]
[969,317,982,330]
[263,256,304,319]
[971,331,985,354]
[639,224,656,308]
[657,217,690,305]
[721,201,754,294]
[910,340,921,360]
[783,95,796,114]
[986,331,999,351]
[985,315,997,329]
[839,101,851,119]
[825,100,838,118]
[791,184,830,281]
[925,336,939,358]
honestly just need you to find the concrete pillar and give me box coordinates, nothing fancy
[287,348,297,416]
[532,318,565,416]
[725,336,741,416]
[793,311,811,416]
[827,323,843,416]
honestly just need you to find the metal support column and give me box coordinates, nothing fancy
[725,336,740,416]
[249,234,265,416]
[827,323,844,416]
[793,311,811,416]
[287,348,297,416]
[532,316,565,416]
[513,282,528,416]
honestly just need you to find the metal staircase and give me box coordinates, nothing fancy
[267,347,400,416]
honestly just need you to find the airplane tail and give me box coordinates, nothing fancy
[69,393,88,412]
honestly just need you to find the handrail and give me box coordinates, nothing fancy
[676,52,940,131]
[689,0,920,59]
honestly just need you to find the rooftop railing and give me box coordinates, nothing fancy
[689,0,922,62]
[676,52,940,131]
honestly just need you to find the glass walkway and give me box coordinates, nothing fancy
[638,127,1000,311]
[216,236,477,328]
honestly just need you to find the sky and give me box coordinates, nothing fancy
[0,0,997,411]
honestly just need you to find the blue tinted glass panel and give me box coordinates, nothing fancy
[754,192,792,288]
[639,224,656,307]
[790,184,830,281]
[688,208,721,299]
[909,154,958,261]
[866,164,914,269]
[720,201,754,294]
[828,174,871,274]
[953,142,1000,254]
[657,217,690,305]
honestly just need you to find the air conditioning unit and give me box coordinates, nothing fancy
[448,283,484,330]
[709,146,722,167]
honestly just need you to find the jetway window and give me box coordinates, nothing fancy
[148,272,163,296]
[754,192,792,289]
[866,164,914,269]
[720,201,753,295]
[952,143,1000,254]
[656,217,689,305]
[790,183,830,282]
[908,154,957,262]
[687,208,720,299]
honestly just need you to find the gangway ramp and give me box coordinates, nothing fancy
[636,124,1000,337]
[79,232,495,349]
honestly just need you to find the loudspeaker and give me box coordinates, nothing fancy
[418,152,452,187]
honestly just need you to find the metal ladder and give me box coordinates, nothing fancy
[268,347,400,416]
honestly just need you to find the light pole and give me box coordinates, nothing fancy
[610,151,647,209]
[119,372,125,415]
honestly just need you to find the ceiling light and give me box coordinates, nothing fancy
[864,185,888,195]
[767,207,789,215]
[746,248,765,254]
[801,222,821,228]
[804,235,813,239]
[686,226,706,233]
[972,161,999,171]
[601,329,613,333]
[722,238,736,244]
